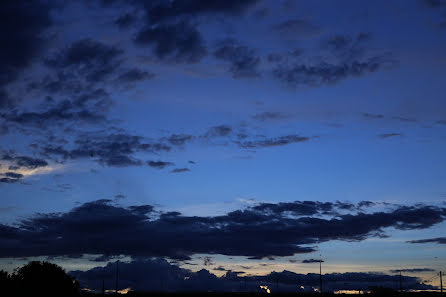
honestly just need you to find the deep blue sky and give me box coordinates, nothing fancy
[1,0,446,292]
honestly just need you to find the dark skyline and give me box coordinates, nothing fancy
[1,0,446,293]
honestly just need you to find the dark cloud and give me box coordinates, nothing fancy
[423,0,446,7]
[389,268,435,273]
[272,57,387,88]
[45,38,123,82]
[379,133,402,139]
[204,125,232,137]
[213,266,227,271]
[357,201,375,208]
[392,116,417,123]
[5,89,110,127]
[362,112,384,119]
[147,160,174,169]
[129,0,259,63]
[251,200,336,216]
[1,154,48,169]
[135,21,207,63]
[325,33,372,61]
[214,39,261,78]
[42,132,171,167]
[236,135,310,149]
[422,0,446,24]
[70,259,435,293]
[7,38,150,130]
[0,1,53,108]
[273,19,321,37]
[407,237,446,244]
[171,168,191,173]
[45,39,123,82]
[70,258,191,292]
[117,68,155,83]
[114,13,136,28]
[302,259,324,263]
[0,200,444,260]
[3,172,23,179]
[252,112,288,121]
[271,33,396,88]
[166,134,194,146]
[0,178,19,184]
[143,0,260,24]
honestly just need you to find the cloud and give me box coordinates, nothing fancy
[357,201,376,208]
[423,0,446,8]
[70,259,435,293]
[165,134,194,146]
[3,172,24,179]
[147,160,174,169]
[272,57,387,88]
[379,133,402,139]
[392,116,417,123]
[128,0,259,63]
[5,89,110,127]
[236,135,310,148]
[214,39,261,78]
[302,259,324,263]
[135,21,207,63]
[1,154,48,169]
[117,68,155,83]
[0,177,19,184]
[41,132,171,167]
[70,258,191,292]
[143,0,260,24]
[45,38,124,82]
[0,153,58,183]
[0,200,444,260]
[252,112,289,121]
[204,125,232,137]
[270,33,396,88]
[407,237,446,244]
[389,268,435,273]
[0,1,53,108]
[114,13,136,28]
[324,33,372,60]
[362,112,384,119]
[273,19,321,37]
[171,168,191,173]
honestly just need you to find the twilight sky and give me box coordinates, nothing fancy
[1,0,446,292]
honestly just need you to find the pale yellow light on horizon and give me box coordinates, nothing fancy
[0,161,64,180]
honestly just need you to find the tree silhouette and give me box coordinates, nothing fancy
[12,261,79,296]
[0,270,14,295]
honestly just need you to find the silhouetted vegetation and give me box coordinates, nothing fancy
[1,261,79,296]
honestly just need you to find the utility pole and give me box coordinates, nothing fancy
[102,279,105,295]
[115,260,119,294]
[440,271,443,293]
[320,259,322,293]
[399,271,402,293]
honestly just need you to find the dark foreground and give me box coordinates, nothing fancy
[79,292,444,297]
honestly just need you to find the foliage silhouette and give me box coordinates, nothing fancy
[11,261,79,296]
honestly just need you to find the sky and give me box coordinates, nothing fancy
[1,0,446,293]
